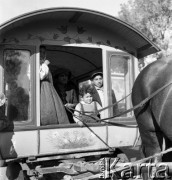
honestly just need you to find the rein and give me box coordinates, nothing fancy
[100,81,172,120]
[67,81,172,123]
[65,82,172,160]
[98,81,172,117]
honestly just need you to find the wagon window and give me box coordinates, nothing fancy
[4,50,31,122]
[110,55,132,117]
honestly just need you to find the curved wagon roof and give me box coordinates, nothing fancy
[0,7,160,58]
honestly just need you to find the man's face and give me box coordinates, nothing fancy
[92,75,103,88]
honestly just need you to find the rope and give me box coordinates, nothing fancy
[66,92,131,114]
[66,82,172,179]
[66,107,115,151]
[67,81,172,125]
[97,92,131,113]
[65,92,135,126]
[66,106,137,128]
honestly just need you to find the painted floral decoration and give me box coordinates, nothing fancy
[47,130,95,149]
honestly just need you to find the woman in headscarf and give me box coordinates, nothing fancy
[40,46,69,125]
[53,68,78,123]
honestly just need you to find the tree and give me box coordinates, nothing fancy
[118,0,172,64]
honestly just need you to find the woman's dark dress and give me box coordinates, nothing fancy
[40,71,69,125]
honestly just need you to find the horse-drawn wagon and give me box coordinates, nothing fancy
[0,7,160,179]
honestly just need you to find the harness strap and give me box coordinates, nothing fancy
[71,81,172,121]
[71,93,131,114]
[66,82,172,154]
[67,106,137,128]
[98,81,172,121]
[97,81,172,114]
[97,93,131,113]
[67,107,115,151]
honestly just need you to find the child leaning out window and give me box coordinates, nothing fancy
[73,84,103,126]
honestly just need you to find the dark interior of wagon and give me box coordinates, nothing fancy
[41,45,103,125]
[46,45,103,84]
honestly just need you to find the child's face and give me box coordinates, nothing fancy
[82,93,93,104]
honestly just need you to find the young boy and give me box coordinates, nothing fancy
[73,84,102,126]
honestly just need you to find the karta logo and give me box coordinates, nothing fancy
[99,158,170,179]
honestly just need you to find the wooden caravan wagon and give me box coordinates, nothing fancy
[0,8,160,179]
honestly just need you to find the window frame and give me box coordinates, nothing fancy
[106,50,135,119]
[38,44,104,127]
[0,44,36,127]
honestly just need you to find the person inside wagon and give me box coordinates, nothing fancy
[73,84,102,127]
[90,72,119,116]
[39,46,69,125]
[53,68,78,123]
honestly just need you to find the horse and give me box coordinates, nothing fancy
[132,55,172,165]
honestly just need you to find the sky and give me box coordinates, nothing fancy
[0,0,128,24]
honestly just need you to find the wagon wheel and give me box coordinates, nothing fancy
[2,162,38,180]
[5,162,25,180]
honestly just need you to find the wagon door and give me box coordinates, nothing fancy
[104,50,139,148]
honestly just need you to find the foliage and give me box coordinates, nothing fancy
[118,0,172,58]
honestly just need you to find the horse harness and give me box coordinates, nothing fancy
[67,81,172,122]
